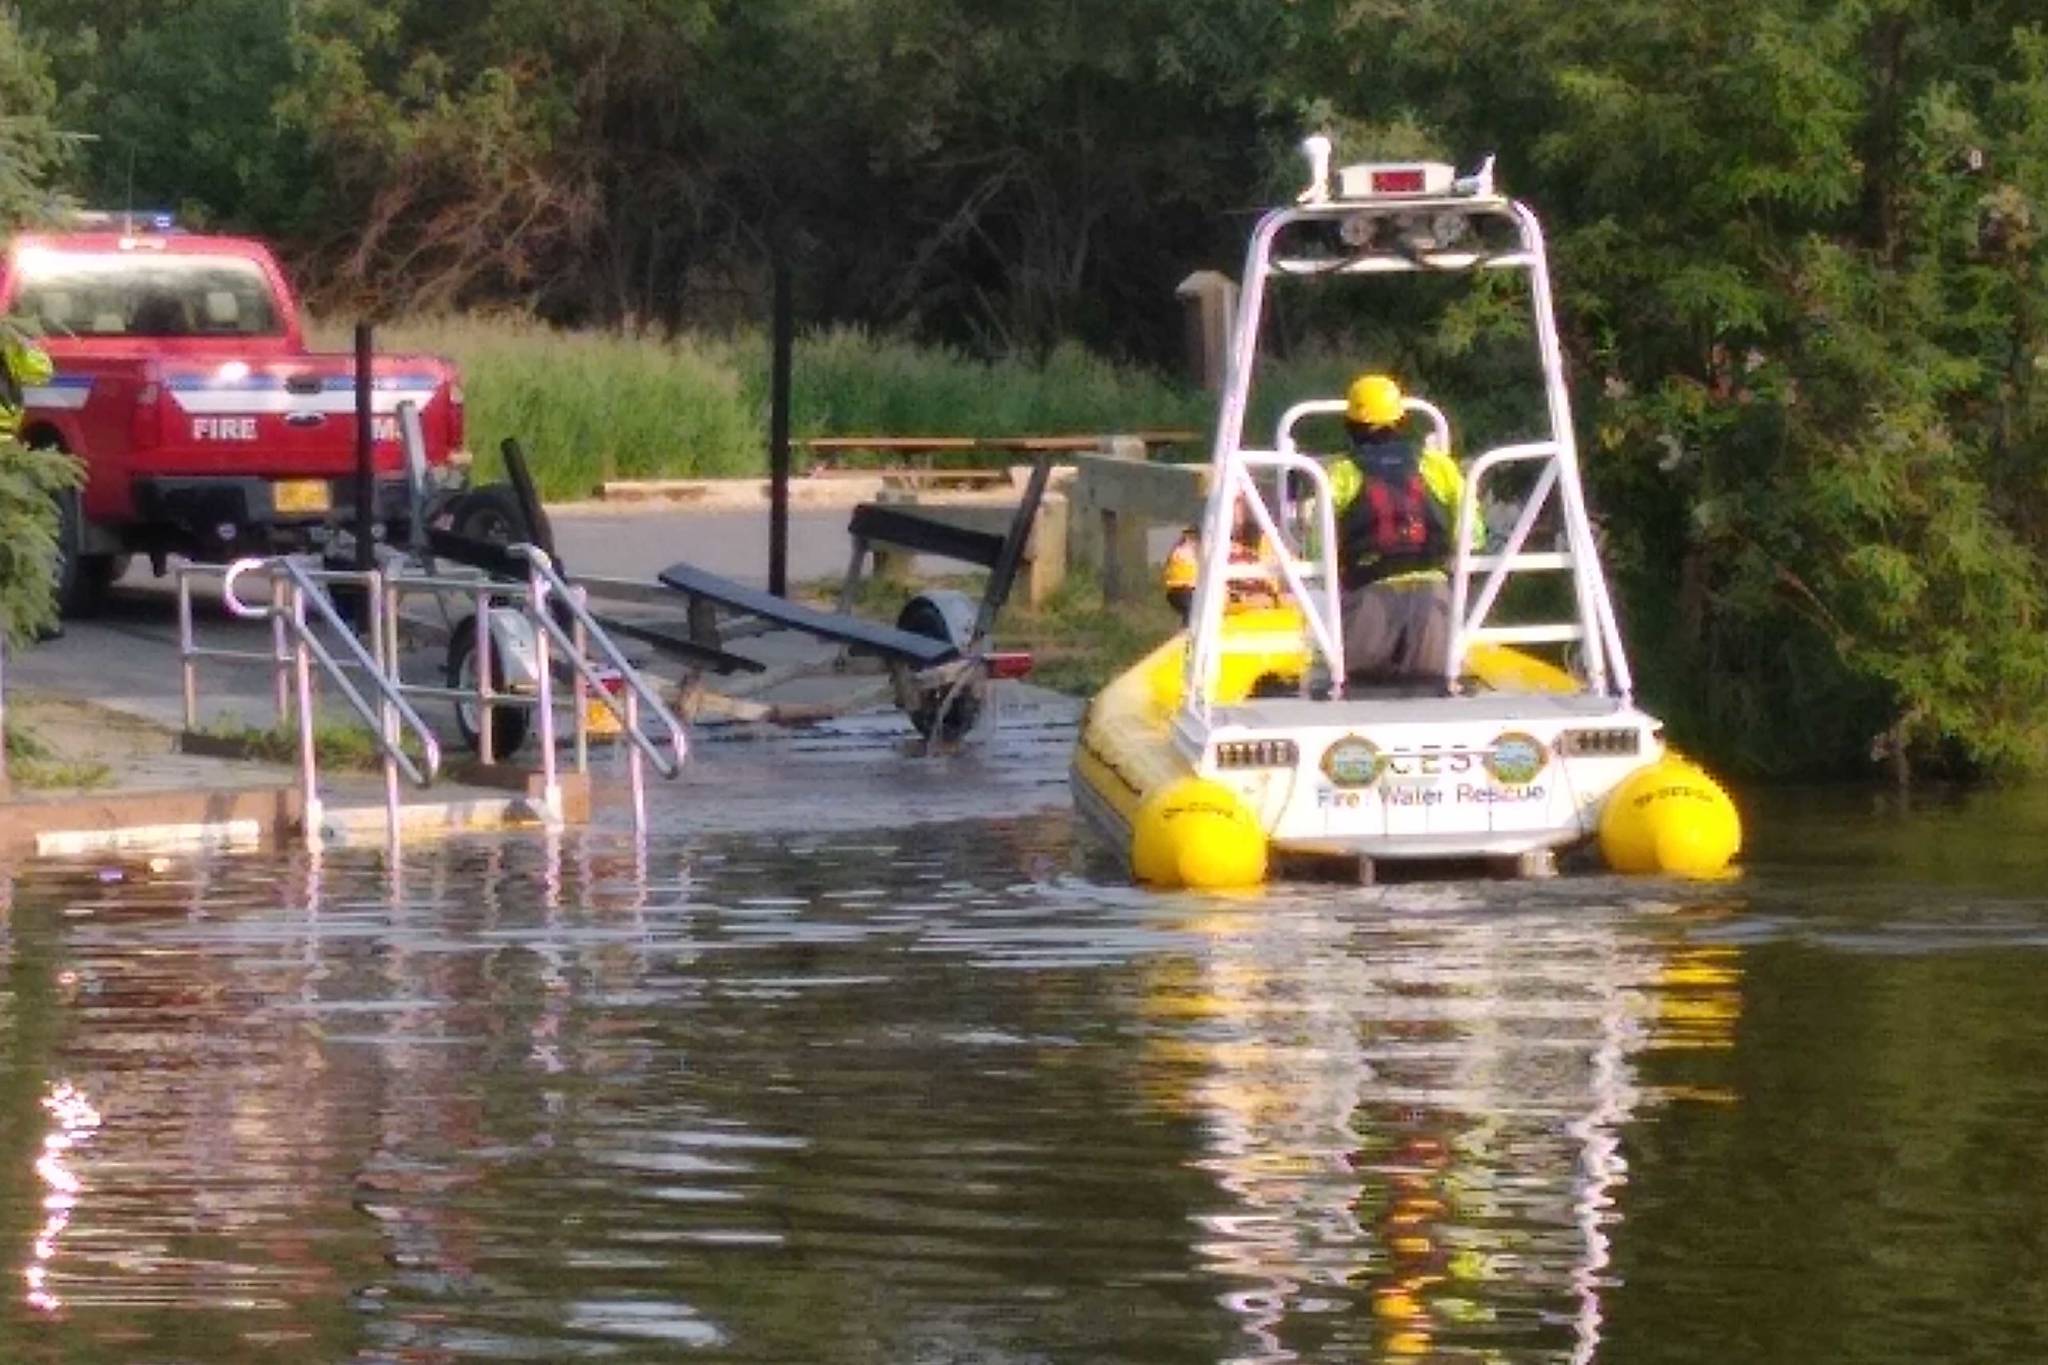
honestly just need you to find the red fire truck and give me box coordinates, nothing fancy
[2,220,470,613]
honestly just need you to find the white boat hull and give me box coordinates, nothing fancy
[1183,694,1660,862]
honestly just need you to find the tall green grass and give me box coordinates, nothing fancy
[323,317,1213,499]
[782,330,1209,443]
[320,315,1526,501]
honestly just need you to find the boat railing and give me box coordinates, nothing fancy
[1447,441,1632,697]
[1183,447,1347,712]
[1273,396,1451,463]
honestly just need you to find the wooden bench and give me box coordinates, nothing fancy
[801,432,1198,472]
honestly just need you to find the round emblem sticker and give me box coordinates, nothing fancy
[1486,732,1549,785]
[1321,735,1384,788]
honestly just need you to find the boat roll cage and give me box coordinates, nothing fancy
[1180,152,1634,714]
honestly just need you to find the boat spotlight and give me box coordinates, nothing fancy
[1339,213,1381,248]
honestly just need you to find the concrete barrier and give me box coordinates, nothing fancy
[864,477,1071,607]
[0,785,302,855]
[840,438,1210,606]
[1064,446,1208,601]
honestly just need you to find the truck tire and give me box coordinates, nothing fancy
[53,487,120,618]
[448,615,531,758]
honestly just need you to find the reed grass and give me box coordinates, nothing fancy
[321,317,1213,499]
[320,314,1514,502]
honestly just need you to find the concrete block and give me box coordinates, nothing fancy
[847,488,1070,608]
[1177,270,1239,392]
[441,763,593,824]
[36,819,264,858]
[1026,493,1068,605]
[1064,452,1207,600]
[1100,507,1151,602]
[0,785,302,855]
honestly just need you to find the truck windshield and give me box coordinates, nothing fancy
[9,250,283,338]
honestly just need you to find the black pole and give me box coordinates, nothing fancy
[353,322,376,576]
[768,254,793,598]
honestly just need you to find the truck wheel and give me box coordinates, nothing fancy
[448,615,531,758]
[53,488,119,618]
[448,484,527,545]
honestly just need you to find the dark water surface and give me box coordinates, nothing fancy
[2,767,2046,1363]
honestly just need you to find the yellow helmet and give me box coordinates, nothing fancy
[1346,373,1404,427]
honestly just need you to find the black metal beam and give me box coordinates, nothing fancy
[768,254,793,597]
[353,322,376,578]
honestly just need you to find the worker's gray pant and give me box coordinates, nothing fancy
[1342,579,1451,682]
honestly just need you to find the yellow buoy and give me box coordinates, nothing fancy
[1599,755,1742,877]
[1130,777,1268,889]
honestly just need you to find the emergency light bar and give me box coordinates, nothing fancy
[1337,162,1455,199]
[67,209,179,233]
[1297,137,1498,205]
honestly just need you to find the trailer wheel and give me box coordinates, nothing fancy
[448,483,527,545]
[448,615,531,757]
[908,681,982,742]
[897,592,984,741]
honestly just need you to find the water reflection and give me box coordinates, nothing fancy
[0,832,710,1356]
[4,793,2047,1362]
[3,832,1752,1362]
[1151,892,1744,1363]
[26,1081,100,1314]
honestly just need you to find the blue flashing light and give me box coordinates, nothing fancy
[67,208,181,233]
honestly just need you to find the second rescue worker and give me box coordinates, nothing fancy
[1329,373,1466,686]
[2,324,63,641]
[0,323,53,444]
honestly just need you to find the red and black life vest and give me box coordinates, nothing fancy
[1339,438,1449,589]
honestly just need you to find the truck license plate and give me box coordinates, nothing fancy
[274,479,331,514]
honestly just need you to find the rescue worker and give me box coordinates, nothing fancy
[1160,504,1281,625]
[0,323,52,443]
[3,324,62,640]
[1328,372,1465,686]
[1162,526,1199,623]
[1226,501,1281,610]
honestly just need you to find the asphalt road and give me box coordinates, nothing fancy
[551,504,856,585]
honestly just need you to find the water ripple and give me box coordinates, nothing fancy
[0,790,2045,1360]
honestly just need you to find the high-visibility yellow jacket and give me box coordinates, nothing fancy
[1161,534,1199,592]
[1,330,54,442]
[1161,526,1284,606]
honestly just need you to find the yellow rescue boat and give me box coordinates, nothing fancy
[1069,147,1740,889]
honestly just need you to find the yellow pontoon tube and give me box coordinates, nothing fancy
[1072,611,1740,889]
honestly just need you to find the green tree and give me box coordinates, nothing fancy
[1285,0,2048,776]
[16,0,319,228]
[0,12,78,646]
[0,4,64,220]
